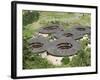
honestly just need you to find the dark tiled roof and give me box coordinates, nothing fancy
[28,35,49,53]
[44,37,81,57]
[52,29,84,40]
[72,26,91,35]
[38,24,64,34]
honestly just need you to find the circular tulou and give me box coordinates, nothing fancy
[28,35,49,53]
[44,37,81,57]
[38,24,64,34]
[28,24,91,57]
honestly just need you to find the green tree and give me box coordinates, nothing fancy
[23,10,39,26]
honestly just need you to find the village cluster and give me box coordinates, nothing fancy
[28,24,91,65]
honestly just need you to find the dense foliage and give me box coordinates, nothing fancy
[23,10,39,26]
[69,48,91,67]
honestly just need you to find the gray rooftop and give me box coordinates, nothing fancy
[44,37,81,57]
[38,24,64,34]
[72,26,91,35]
[28,35,49,53]
[52,29,84,40]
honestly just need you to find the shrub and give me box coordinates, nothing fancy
[69,48,91,67]
[61,56,70,65]
[23,53,55,69]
